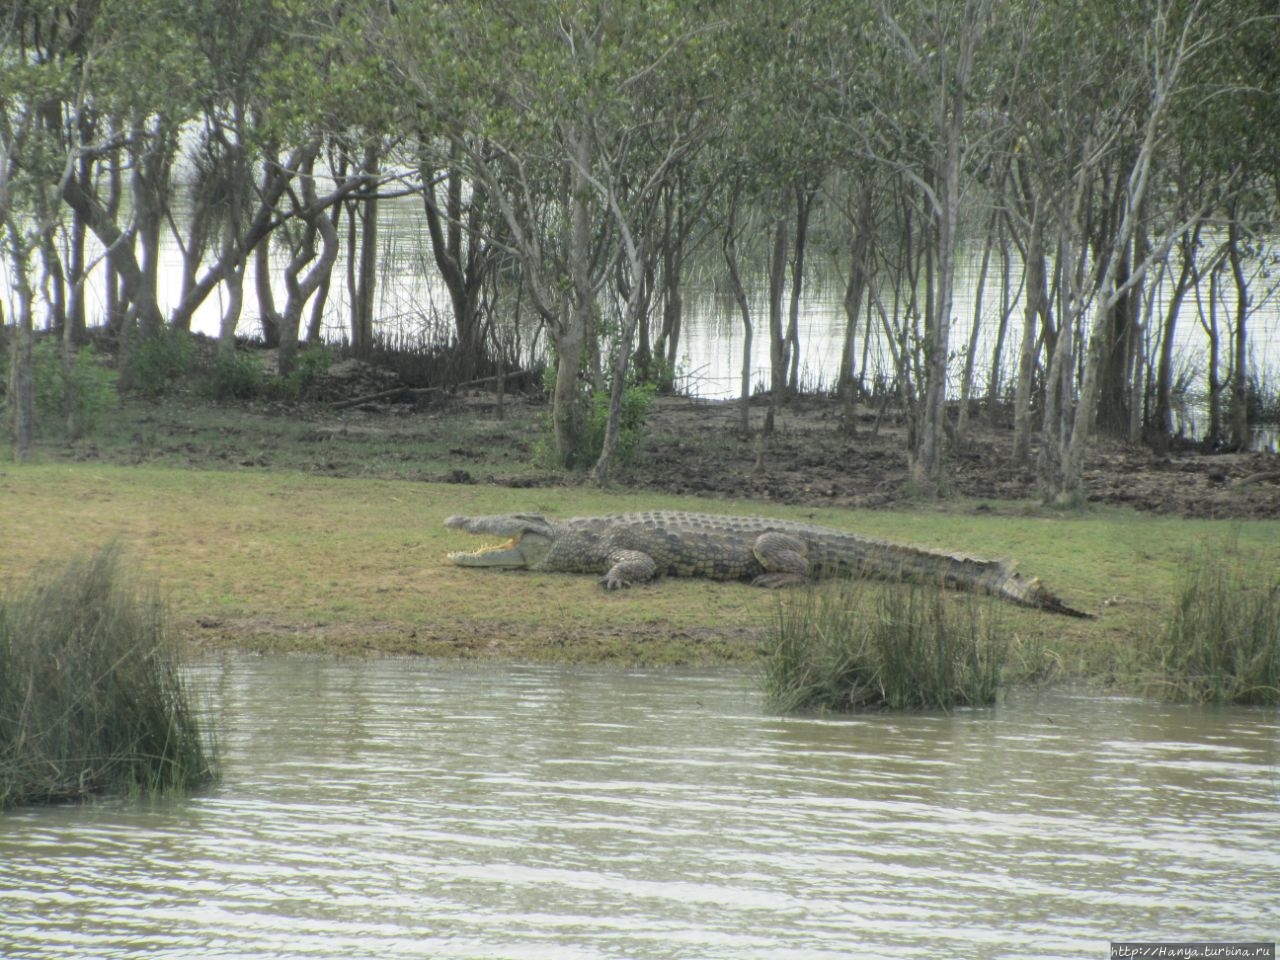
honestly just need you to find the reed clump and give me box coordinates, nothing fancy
[1146,555,1280,705]
[0,544,217,809]
[761,582,1008,712]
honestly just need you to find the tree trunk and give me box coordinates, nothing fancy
[1012,199,1047,463]
[838,184,875,434]
[63,200,87,438]
[956,205,998,446]
[306,273,331,344]
[131,113,178,341]
[763,216,788,436]
[985,215,1014,425]
[422,149,491,380]
[103,137,126,334]
[350,146,380,360]
[892,190,925,427]
[1095,238,1138,436]
[1227,214,1250,451]
[256,241,281,347]
[449,127,585,468]
[60,177,164,339]
[552,311,586,466]
[5,236,35,460]
[548,127,596,466]
[723,196,754,436]
[168,142,314,336]
[1202,262,1224,446]
[218,259,247,356]
[65,126,91,346]
[309,154,345,343]
[215,121,251,357]
[632,257,655,386]
[1037,228,1079,495]
[915,145,960,488]
[1044,0,1202,500]
[653,177,687,393]
[591,242,651,485]
[1150,225,1202,450]
[1058,191,1160,497]
[785,187,815,393]
[38,230,67,338]
[173,143,213,337]
[279,163,341,377]
[658,237,684,392]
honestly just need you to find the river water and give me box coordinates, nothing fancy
[2,657,1277,959]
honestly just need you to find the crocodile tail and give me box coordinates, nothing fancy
[999,572,1094,619]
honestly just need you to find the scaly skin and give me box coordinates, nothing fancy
[445,511,1092,618]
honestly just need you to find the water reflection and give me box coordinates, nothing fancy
[2,658,1277,959]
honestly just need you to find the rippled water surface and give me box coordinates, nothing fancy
[2,657,1277,959]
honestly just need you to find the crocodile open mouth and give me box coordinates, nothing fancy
[444,518,554,572]
[447,532,535,568]
[447,536,520,561]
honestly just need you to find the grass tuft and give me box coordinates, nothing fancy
[761,581,1008,712]
[1145,553,1280,705]
[0,543,218,808]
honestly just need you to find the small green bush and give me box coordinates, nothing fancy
[762,582,1008,712]
[201,348,264,401]
[270,344,333,401]
[120,329,195,396]
[1147,556,1280,705]
[31,340,118,437]
[0,544,218,808]
[538,380,657,470]
[582,381,656,466]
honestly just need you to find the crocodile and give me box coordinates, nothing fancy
[445,510,1091,617]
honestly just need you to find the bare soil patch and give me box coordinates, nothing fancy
[61,348,1279,519]
[250,385,1280,519]
[619,395,1280,520]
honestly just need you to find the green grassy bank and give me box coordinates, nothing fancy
[3,460,1277,677]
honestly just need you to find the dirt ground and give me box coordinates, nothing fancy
[432,391,1280,520]
[135,344,1277,520]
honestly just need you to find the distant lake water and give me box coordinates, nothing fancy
[4,196,1277,411]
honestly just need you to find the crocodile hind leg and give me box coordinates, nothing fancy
[750,532,810,588]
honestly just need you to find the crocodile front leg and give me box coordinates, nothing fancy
[600,550,658,590]
[750,532,810,588]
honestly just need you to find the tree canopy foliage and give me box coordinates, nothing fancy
[2,0,1277,489]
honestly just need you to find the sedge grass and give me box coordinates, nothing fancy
[1143,552,1280,705]
[761,581,1008,712]
[0,544,217,808]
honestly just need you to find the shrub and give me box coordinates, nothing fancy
[582,381,656,467]
[270,343,333,401]
[31,340,118,437]
[0,544,218,808]
[761,581,1008,712]
[293,342,333,383]
[120,329,195,397]
[201,348,264,401]
[1146,555,1280,705]
[538,380,657,470]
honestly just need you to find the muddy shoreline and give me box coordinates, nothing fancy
[431,392,1280,520]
